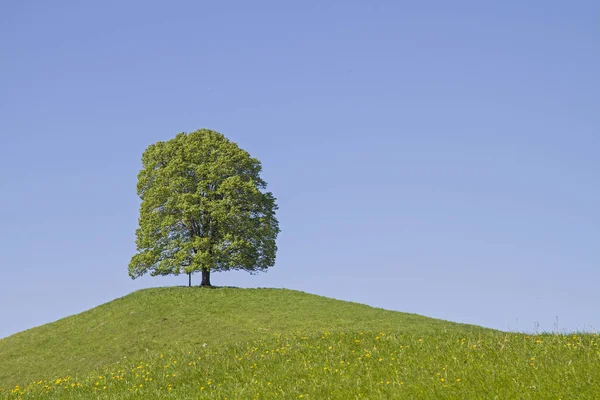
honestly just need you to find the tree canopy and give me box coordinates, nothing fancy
[128,129,280,286]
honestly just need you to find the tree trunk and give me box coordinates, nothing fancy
[188,273,192,287]
[201,269,211,287]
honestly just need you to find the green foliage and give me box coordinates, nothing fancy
[129,129,279,283]
[0,288,482,389]
[3,330,599,399]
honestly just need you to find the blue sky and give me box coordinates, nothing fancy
[1,1,598,339]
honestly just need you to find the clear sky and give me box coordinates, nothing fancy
[1,1,598,339]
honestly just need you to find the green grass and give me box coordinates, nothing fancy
[1,287,599,399]
[0,287,485,389]
[2,330,599,399]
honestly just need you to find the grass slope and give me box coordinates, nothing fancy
[0,287,486,389]
[3,330,599,399]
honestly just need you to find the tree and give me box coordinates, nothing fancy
[128,129,280,287]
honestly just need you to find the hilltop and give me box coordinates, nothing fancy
[0,287,488,389]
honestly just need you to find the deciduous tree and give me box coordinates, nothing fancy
[129,129,279,287]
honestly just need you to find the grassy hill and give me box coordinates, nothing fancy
[0,287,484,388]
[1,287,598,399]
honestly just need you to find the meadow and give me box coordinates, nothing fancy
[1,288,599,399]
